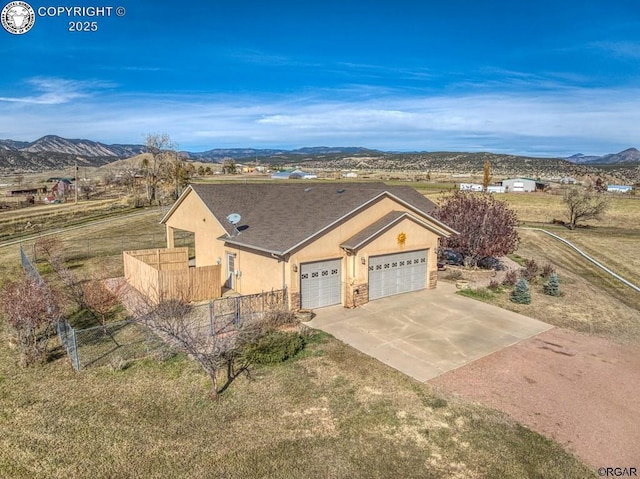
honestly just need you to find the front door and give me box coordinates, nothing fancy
[225,253,235,289]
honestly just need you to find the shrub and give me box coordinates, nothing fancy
[543,273,561,297]
[521,259,539,282]
[541,263,556,278]
[0,273,61,366]
[243,330,306,365]
[510,278,532,304]
[502,270,518,286]
[487,280,501,291]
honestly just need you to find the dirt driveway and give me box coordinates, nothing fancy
[430,328,640,469]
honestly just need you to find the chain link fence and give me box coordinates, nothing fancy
[19,245,170,371]
[19,244,288,371]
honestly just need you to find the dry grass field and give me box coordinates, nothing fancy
[0,328,593,479]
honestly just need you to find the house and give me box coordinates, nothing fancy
[607,185,633,193]
[501,178,546,192]
[161,183,457,310]
[459,183,483,192]
[486,185,505,194]
[51,179,74,197]
[271,169,318,180]
[8,186,46,197]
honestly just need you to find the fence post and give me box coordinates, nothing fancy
[209,300,214,336]
[71,327,80,371]
[235,296,241,326]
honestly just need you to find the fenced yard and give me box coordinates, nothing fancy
[20,245,168,371]
[123,247,221,303]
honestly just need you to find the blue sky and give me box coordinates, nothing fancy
[1,0,640,156]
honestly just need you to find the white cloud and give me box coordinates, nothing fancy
[0,77,113,105]
[1,80,639,156]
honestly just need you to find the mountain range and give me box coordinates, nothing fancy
[564,148,640,164]
[0,136,638,185]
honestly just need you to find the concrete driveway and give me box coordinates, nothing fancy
[307,282,552,382]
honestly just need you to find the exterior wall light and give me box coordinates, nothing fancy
[360,256,366,265]
[292,263,298,273]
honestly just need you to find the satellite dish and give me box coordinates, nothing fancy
[227,213,241,225]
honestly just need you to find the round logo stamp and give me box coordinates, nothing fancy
[1,1,35,35]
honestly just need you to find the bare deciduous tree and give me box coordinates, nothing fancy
[0,273,61,366]
[35,235,64,265]
[563,187,610,229]
[35,235,87,309]
[160,151,193,201]
[83,280,121,336]
[142,133,175,205]
[134,297,262,400]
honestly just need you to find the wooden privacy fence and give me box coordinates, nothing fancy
[123,248,221,303]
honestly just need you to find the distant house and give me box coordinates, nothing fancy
[486,185,505,194]
[8,186,46,197]
[52,179,74,196]
[607,185,633,193]
[342,171,358,178]
[271,169,317,180]
[459,183,483,192]
[501,178,546,192]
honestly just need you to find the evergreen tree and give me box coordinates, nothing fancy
[543,273,561,297]
[510,278,531,304]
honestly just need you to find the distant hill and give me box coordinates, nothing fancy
[0,136,380,170]
[0,135,636,183]
[0,135,147,172]
[189,146,379,160]
[565,148,640,164]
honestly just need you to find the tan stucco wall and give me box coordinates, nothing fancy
[163,189,226,268]
[221,246,284,295]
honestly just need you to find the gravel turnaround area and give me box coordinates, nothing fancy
[430,328,640,470]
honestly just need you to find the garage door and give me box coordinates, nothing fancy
[368,250,427,300]
[300,259,342,309]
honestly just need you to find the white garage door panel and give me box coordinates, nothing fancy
[369,250,427,300]
[300,259,342,309]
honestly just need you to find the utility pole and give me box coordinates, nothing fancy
[74,162,78,204]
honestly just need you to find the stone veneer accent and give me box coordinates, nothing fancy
[428,270,438,289]
[345,283,369,308]
[290,291,301,311]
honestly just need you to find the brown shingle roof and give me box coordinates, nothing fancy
[173,182,451,255]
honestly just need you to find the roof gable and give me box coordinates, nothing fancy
[340,211,451,251]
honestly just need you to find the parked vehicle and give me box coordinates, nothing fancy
[438,248,464,266]
[477,256,505,271]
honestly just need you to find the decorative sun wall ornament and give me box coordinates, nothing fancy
[397,232,406,246]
